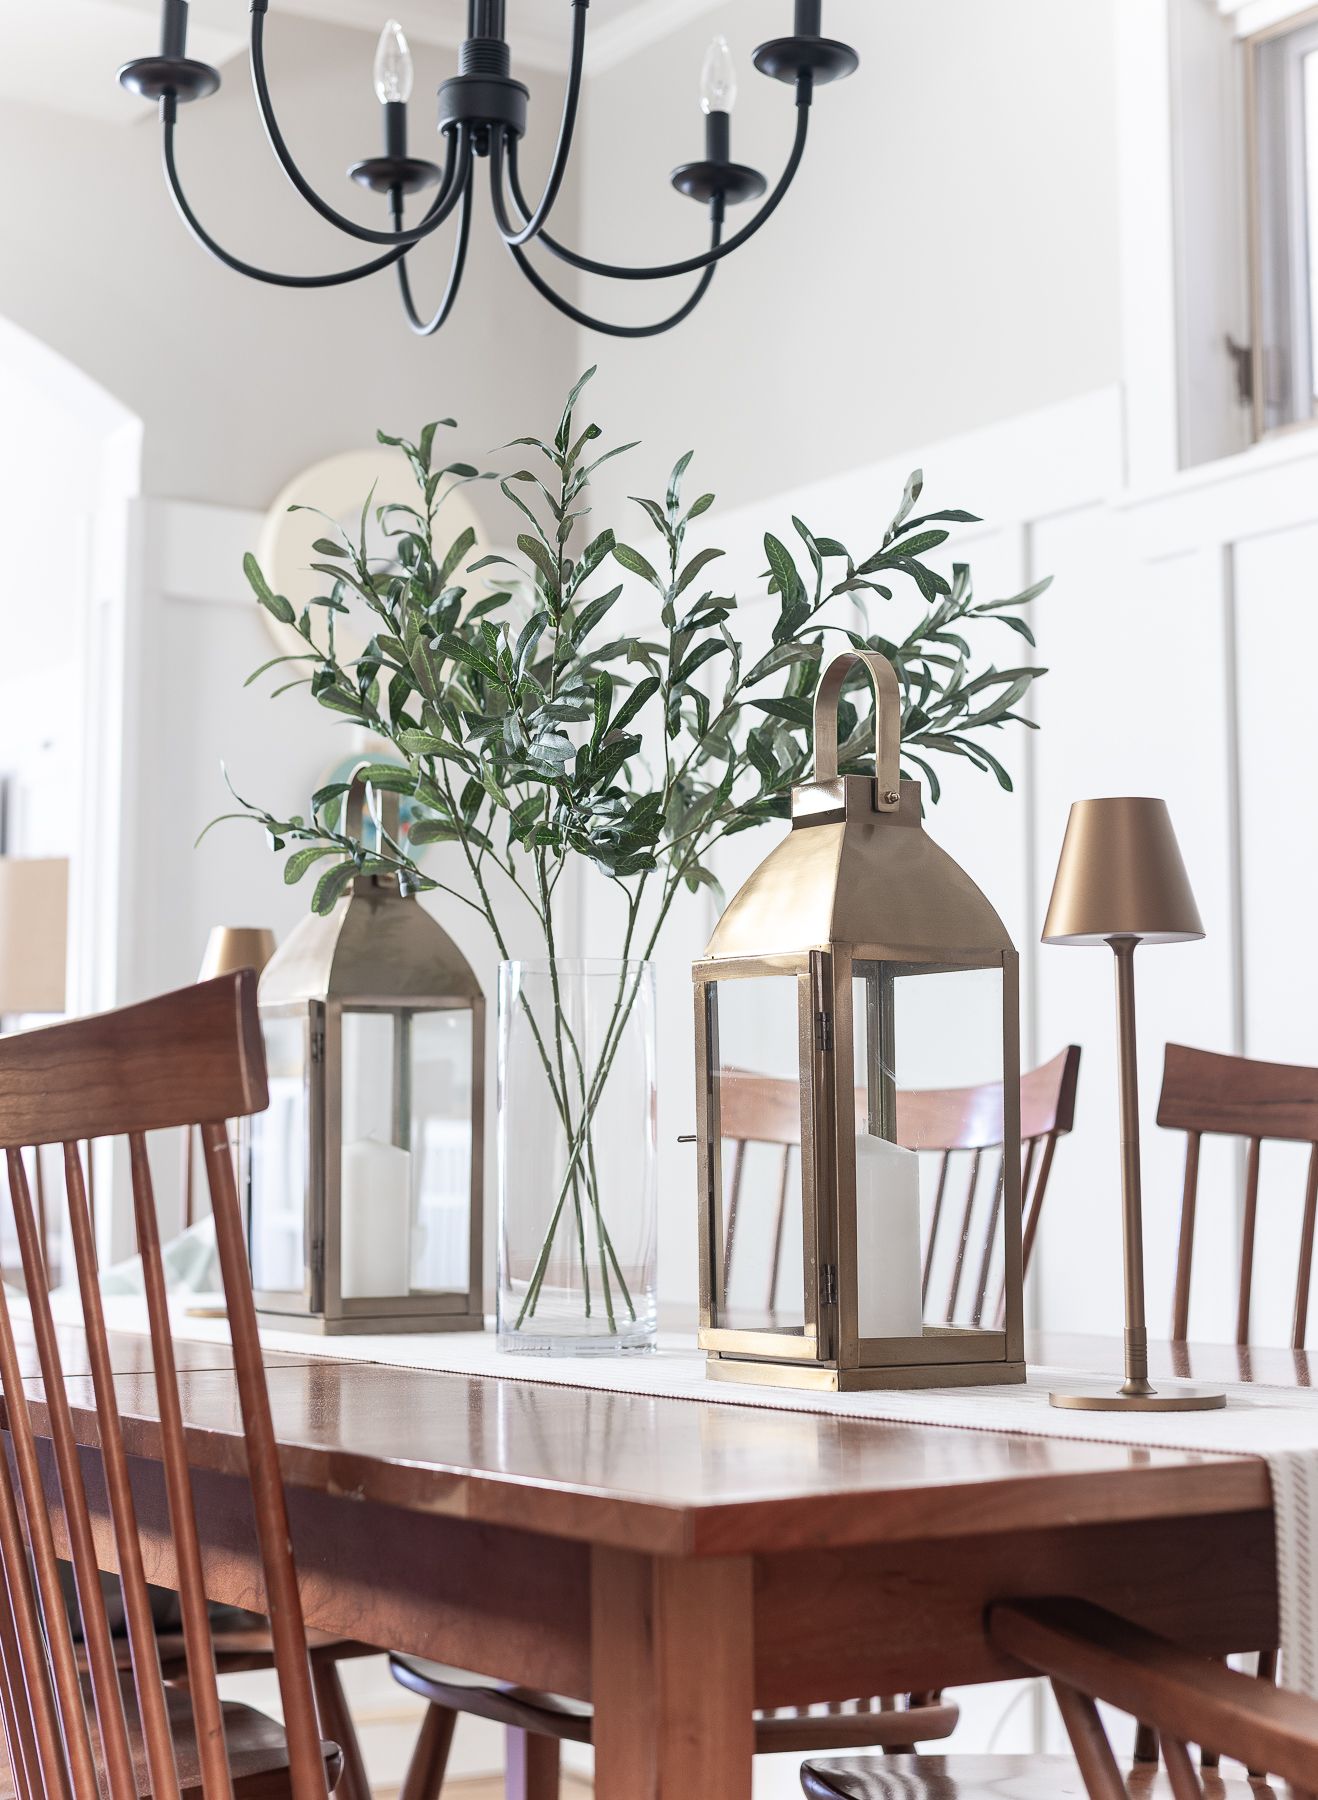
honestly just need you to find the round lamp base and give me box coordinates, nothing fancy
[1050,1386,1226,1412]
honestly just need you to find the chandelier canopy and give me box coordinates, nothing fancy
[118,0,859,338]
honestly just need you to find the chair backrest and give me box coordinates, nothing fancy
[900,1045,1081,1330]
[1157,1041,1318,1347]
[0,972,328,1800]
[718,1046,1081,1325]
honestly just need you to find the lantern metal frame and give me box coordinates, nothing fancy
[692,652,1025,1392]
[250,792,484,1334]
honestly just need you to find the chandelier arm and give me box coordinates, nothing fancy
[490,0,588,248]
[249,5,467,247]
[501,93,809,282]
[394,168,475,336]
[162,105,412,286]
[502,207,723,338]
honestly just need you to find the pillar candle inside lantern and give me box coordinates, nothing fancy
[341,1135,412,1297]
[854,1132,922,1338]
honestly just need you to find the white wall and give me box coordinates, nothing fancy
[574,0,1123,523]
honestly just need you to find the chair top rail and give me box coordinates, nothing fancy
[1158,1041,1318,1143]
[0,974,267,1148]
[714,1046,1082,1155]
[990,1597,1318,1790]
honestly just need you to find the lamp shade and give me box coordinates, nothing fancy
[0,858,68,1014]
[1042,798,1204,946]
[197,927,277,983]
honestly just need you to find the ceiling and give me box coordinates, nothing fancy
[5,0,727,126]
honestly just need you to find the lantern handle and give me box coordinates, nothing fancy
[812,651,902,811]
[345,769,401,847]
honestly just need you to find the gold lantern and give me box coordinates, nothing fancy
[693,652,1025,1391]
[248,784,484,1334]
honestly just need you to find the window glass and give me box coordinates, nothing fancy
[250,1015,306,1293]
[710,976,804,1329]
[1254,21,1318,430]
[409,1009,472,1293]
[853,964,1005,1335]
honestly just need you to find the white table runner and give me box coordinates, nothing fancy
[41,1295,1318,1697]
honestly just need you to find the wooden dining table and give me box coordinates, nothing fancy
[8,1320,1286,1799]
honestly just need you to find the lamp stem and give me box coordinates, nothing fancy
[1109,935,1152,1396]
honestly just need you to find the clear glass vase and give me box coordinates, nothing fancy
[497,958,658,1354]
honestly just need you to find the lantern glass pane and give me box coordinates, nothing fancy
[409,1009,473,1293]
[710,975,804,1329]
[852,964,1005,1335]
[340,1010,411,1300]
[250,1014,307,1293]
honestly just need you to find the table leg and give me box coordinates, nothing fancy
[506,1726,559,1800]
[591,1546,754,1800]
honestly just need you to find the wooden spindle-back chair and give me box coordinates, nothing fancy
[0,972,341,1800]
[388,1653,959,1800]
[803,1596,1311,1800]
[716,1071,801,1312]
[718,1047,1081,1325]
[1158,1042,1318,1346]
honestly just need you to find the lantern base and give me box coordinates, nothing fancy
[1049,1386,1226,1411]
[706,1353,1026,1393]
[254,1304,485,1336]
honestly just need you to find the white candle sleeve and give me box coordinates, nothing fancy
[854,1131,923,1338]
[340,1135,413,1298]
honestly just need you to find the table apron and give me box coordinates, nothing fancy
[26,1442,1278,1713]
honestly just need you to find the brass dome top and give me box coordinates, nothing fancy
[703,653,1012,962]
[260,875,481,1005]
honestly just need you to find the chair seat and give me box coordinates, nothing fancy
[78,1626,379,1684]
[799,1754,1275,1800]
[391,1653,957,1755]
[158,1626,381,1684]
[0,1673,343,1799]
[391,1653,595,1743]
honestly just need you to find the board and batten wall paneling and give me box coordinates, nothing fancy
[1233,519,1318,1346]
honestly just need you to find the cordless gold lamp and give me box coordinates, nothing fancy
[1043,798,1224,1412]
[197,927,277,983]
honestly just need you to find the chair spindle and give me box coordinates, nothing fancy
[62,1138,183,1800]
[945,1147,981,1323]
[922,1152,950,1307]
[1238,1136,1262,1345]
[1295,1144,1318,1351]
[1172,1129,1201,1342]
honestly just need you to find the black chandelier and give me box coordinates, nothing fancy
[118,0,858,338]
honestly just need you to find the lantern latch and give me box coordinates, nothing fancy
[310,1023,325,1064]
[815,1010,833,1052]
[820,1263,838,1307]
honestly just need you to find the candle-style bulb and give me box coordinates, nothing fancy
[700,34,737,115]
[374,19,414,105]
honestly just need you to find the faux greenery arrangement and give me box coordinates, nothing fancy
[218,368,1050,1337]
